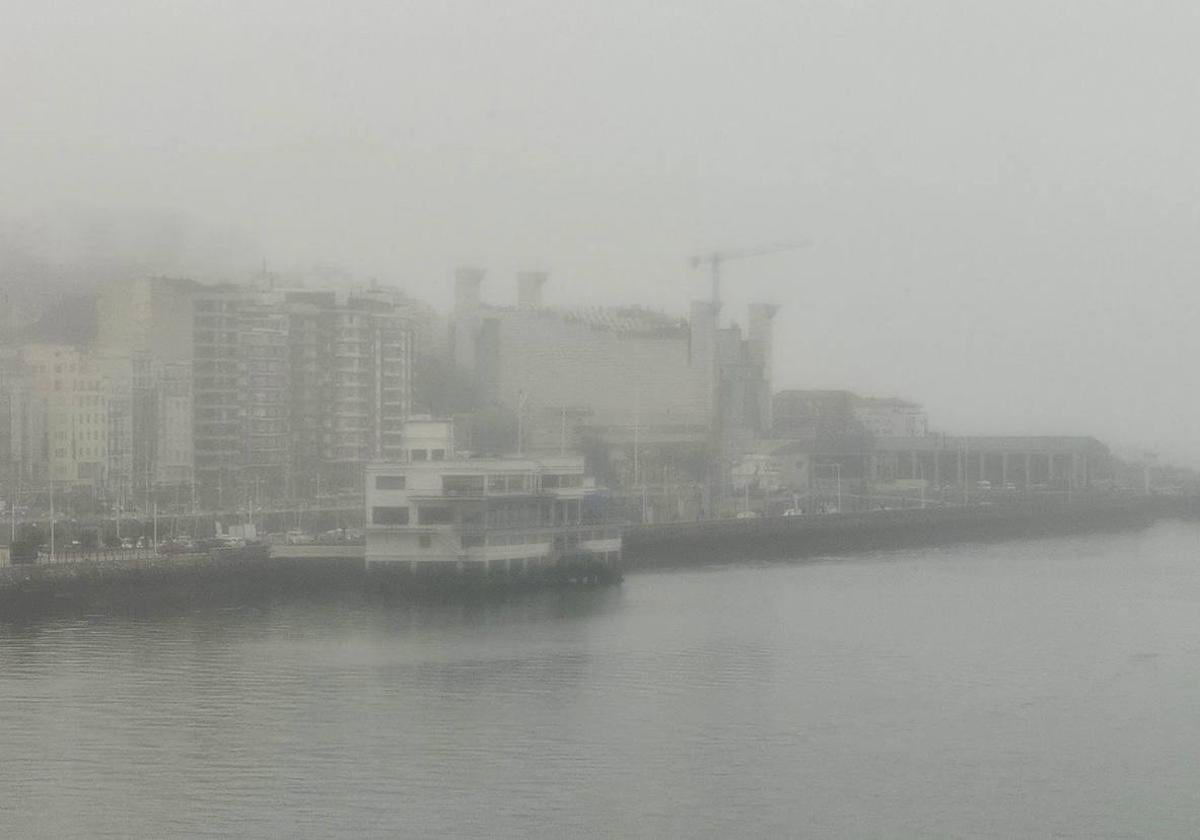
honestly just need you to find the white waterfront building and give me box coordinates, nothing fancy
[364,420,621,581]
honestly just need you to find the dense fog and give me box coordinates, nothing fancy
[4,2,1199,462]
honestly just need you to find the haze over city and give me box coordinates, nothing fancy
[4,0,1200,462]
[12,5,1200,840]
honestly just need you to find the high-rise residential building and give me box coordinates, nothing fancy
[191,287,286,507]
[90,276,416,507]
[190,285,415,505]
[285,288,415,495]
[240,292,290,497]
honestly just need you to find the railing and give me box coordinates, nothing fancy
[457,523,623,549]
[27,547,190,566]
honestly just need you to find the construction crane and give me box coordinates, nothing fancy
[689,240,807,518]
[689,240,808,323]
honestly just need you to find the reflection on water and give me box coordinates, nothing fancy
[4,522,1200,838]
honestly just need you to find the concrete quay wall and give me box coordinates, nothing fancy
[0,544,616,619]
[0,549,362,620]
[624,499,1174,567]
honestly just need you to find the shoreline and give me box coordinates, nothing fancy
[1,497,1193,621]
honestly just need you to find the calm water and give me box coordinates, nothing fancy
[4,522,1200,839]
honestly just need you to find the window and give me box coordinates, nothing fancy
[371,506,409,525]
[375,475,406,490]
[418,506,453,525]
[411,449,428,461]
[419,535,432,549]
[542,474,580,489]
[431,449,445,461]
[443,475,484,495]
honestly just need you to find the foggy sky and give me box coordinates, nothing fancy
[4,1,1200,462]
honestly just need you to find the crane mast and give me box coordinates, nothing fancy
[690,240,806,325]
[689,239,807,517]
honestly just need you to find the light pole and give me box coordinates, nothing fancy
[49,478,55,560]
[834,463,841,512]
[815,463,842,513]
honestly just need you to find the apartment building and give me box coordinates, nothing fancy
[190,285,415,505]
[286,288,414,494]
[191,287,289,506]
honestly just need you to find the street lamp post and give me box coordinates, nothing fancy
[815,463,842,513]
[48,479,55,560]
[834,463,842,512]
